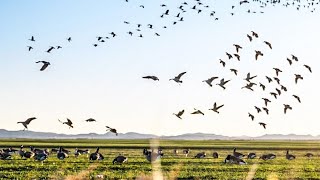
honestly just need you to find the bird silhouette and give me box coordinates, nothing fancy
[216,78,231,90]
[255,106,261,113]
[242,82,256,91]
[251,31,258,38]
[244,73,257,82]
[259,122,266,129]
[85,118,96,122]
[230,69,238,76]
[273,68,282,76]
[292,95,301,103]
[264,41,272,49]
[286,58,293,65]
[233,44,242,53]
[255,50,263,60]
[169,72,186,83]
[266,76,273,83]
[284,104,293,114]
[209,102,224,114]
[29,36,35,42]
[191,109,204,115]
[59,119,74,128]
[262,98,271,106]
[226,52,233,59]
[294,74,303,84]
[247,34,253,42]
[17,117,36,130]
[270,92,278,99]
[35,61,50,71]
[67,37,72,42]
[173,110,184,119]
[259,83,266,91]
[27,46,33,51]
[248,113,254,121]
[202,76,218,87]
[303,65,312,73]
[262,107,269,115]
[219,59,226,67]
[106,126,118,136]
[46,46,55,53]
[143,76,159,81]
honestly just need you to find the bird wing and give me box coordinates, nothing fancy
[208,77,218,83]
[25,117,36,124]
[176,72,187,79]
[178,110,185,116]
[216,104,224,110]
[40,63,49,71]
[67,119,73,125]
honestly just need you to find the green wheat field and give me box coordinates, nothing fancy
[1,139,320,179]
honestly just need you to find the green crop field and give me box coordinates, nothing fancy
[1,139,320,180]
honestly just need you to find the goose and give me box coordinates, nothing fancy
[2,147,18,154]
[46,46,55,53]
[259,83,266,91]
[260,153,276,160]
[305,153,314,158]
[183,149,190,157]
[59,119,74,128]
[56,46,62,49]
[106,126,118,136]
[264,41,272,49]
[266,76,273,83]
[209,102,224,114]
[89,147,104,161]
[241,82,256,91]
[286,58,293,65]
[244,73,257,82]
[85,118,96,122]
[262,98,271,107]
[291,55,298,61]
[247,153,256,159]
[280,85,287,92]
[143,148,161,162]
[18,145,25,158]
[303,64,312,73]
[57,147,68,160]
[273,68,282,76]
[191,109,204,115]
[254,106,261,113]
[34,151,48,163]
[195,152,206,158]
[284,104,292,114]
[143,76,159,81]
[233,148,245,159]
[110,32,116,37]
[17,117,36,130]
[247,34,253,42]
[173,149,179,155]
[75,148,90,157]
[27,46,33,51]
[226,52,233,59]
[230,69,238,75]
[233,44,242,53]
[173,110,184,119]
[233,54,240,61]
[202,76,218,87]
[0,150,12,160]
[255,50,263,60]
[294,74,303,84]
[286,150,296,160]
[248,113,254,121]
[270,92,278,99]
[274,77,280,84]
[219,59,226,67]
[275,88,281,96]
[259,122,267,129]
[213,152,219,158]
[292,95,301,103]
[240,0,249,5]
[262,107,269,115]
[251,31,258,38]
[169,72,187,84]
[35,61,50,71]
[29,36,35,42]
[113,155,128,164]
[22,147,35,159]
[216,78,230,90]
[224,155,246,165]
[67,37,72,42]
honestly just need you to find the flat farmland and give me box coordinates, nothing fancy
[1,139,320,179]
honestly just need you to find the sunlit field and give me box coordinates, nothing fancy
[1,139,320,179]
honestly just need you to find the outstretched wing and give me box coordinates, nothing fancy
[216,104,224,110]
[25,117,36,124]
[178,110,185,116]
[40,63,49,71]
[176,72,187,79]
[67,118,73,125]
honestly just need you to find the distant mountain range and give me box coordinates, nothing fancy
[0,129,319,140]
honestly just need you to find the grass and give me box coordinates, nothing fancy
[1,139,320,179]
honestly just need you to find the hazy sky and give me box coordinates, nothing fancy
[0,0,319,136]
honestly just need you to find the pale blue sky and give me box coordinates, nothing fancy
[0,0,319,136]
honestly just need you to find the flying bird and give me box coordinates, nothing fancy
[209,102,224,114]
[29,36,35,42]
[244,73,257,82]
[259,83,266,91]
[294,74,303,84]
[259,122,267,129]
[287,58,293,65]
[202,76,218,87]
[273,68,282,76]
[266,76,273,83]
[85,118,96,122]
[106,126,118,135]
[254,106,261,113]
[284,104,293,114]
[169,72,186,83]
[262,98,271,106]
[67,37,72,42]
[17,117,36,130]
[270,92,278,99]
[255,50,263,60]
[247,34,253,42]
[251,31,258,38]
[173,110,184,119]
[248,113,254,121]
[262,107,269,115]
[142,76,159,81]
[216,78,231,90]
[27,46,33,51]
[226,52,233,59]
[264,41,272,49]
[58,119,74,128]
[35,61,50,71]
[241,82,256,91]
[230,69,238,76]
[292,95,301,103]
[303,65,312,73]
[191,109,204,115]
[219,59,226,67]
[233,44,242,53]
[46,46,55,53]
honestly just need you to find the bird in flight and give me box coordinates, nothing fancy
[255,50,263,60]
[85,118,96,122]
[191,109,205,115]
[262,98,271,107]
[46,46,55,53]
[202,76,218,87]
[292,95,301,103]
[244,73,257,82]
[59,119,74,128]
[106,126,118,136]
[173,110,184,119]
[242,82,256,91]
[67,37,72,42]
[286,58,293,65]
[251,31,258,38]
[262,107,269,115]
[230,69,238,76]
[254,106,261,113]
[27,46,33,51]
[233,44,242,53]
[29,36,35,42]
[35,61,51,71]
[283,104,293,114]
[219,59,226,67]
[248,113,254,121]
[273,68,282,76]
[169,72,187,84]
[259,122,267,129]
[247,34,253,42]
[216,78,230,90]
[209,102,224,114]
[303,65,312,73]
[259,83,266,91]
[17,117,36,130]
[294,74,303,84]
[142,76,159,81]
[264,41,272,49]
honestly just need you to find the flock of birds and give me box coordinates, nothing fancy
[20,0,317,133]
[0,145,316,166]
